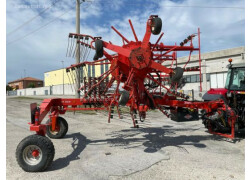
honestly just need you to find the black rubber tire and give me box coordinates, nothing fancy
[16,135,55,172]
[46,116,68,139]
[151,17,162,35]
[93,53,99,61]
[118,91,130,106]
[171,67,184,83]
[95,39,103,58]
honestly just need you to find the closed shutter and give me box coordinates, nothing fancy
[210,74,217,88]
[217,73,224,88]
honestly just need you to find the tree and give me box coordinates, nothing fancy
[6,85,13,92]
[28,83,35,88]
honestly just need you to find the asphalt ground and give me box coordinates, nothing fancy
[6,96,245,180]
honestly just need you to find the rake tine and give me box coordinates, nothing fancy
[80,38,86,61]
[82,44,88,61]
[80,45,84,61]
[82,39,86,61]
[67,34,73,57]
[66,37,70,57]
[71,68,76,83]
[72,35,78,57]
[76,41,81,59]
[69,69,76,91]
[82,38,89,61]
[66,69,74,92]
[80,39,86,61]
[72,40,78,58]
[69,37,74,57]
[85,46,91,61]
[75,66,80,86]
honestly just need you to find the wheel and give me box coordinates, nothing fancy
[151,17,162,35]
[46,116,68,139]
[118,91,130,106]
[171,67,184,83]
[95,39,103,58]
[93,53,99,61]
[16,135,55,172]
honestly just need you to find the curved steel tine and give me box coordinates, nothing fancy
[69,37,74,57]
[85,46,91,61]
[66,37,70,57]
[82,38,89,60]
[66,69,74,92]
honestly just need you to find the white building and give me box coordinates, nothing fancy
[164,46,245,99]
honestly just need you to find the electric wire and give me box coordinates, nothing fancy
[6,1,93,46]
[7,7,73,46]
[7,0,62,36]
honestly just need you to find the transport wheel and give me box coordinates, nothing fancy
[46,116,68,139]
[171,67,184,83]
[151,17,162,35]
[95,39,104,58]
[16,135,55,172]
[118,91,130,106]
[93,53,99,61]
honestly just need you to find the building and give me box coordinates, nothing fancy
[8,77,43,90]
[163,46,245,94]
[44,61,110,86]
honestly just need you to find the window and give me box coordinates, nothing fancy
[105,60,109,72]
[80,67,83,83]
[92,65,95,77]
[186,75,191,83]
[197,75,203,82]
[101,64,104,75]
[184,74,203,83]
[225,68,245,90]
[190,75,197,83]
[206,74,210,81]
[88,65,91,77]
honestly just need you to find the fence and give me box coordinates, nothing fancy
[7,84,75,96]
[7,84,205,101]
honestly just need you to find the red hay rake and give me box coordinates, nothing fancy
[16,15,237,172]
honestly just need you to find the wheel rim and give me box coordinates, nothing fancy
[23,145,42,166]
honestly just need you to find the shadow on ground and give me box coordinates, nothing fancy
[48,125,226,171]
[48,133,91,171]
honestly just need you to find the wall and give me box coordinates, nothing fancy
[44,69,72,86]
[23,80,43,89]
[51,84,75,95]
[10,84,76,96]
[8,81,22,90]
[17,86,51,96]
[44,62,111,87]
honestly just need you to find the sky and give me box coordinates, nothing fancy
[6,0,245,83]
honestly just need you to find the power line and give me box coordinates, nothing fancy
[7,7,73,46]
[6,1,93,46]
[96,1,244,9]
[7,0,62,36]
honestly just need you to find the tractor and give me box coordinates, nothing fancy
[202,59,245,136]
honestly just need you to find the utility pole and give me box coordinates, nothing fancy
[75,0,81,98]
[24,69,26,78]
[61,60,64,95]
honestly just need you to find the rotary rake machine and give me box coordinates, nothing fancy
[16,15,237,172]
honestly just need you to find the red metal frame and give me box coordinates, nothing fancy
[29,15,237,139]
